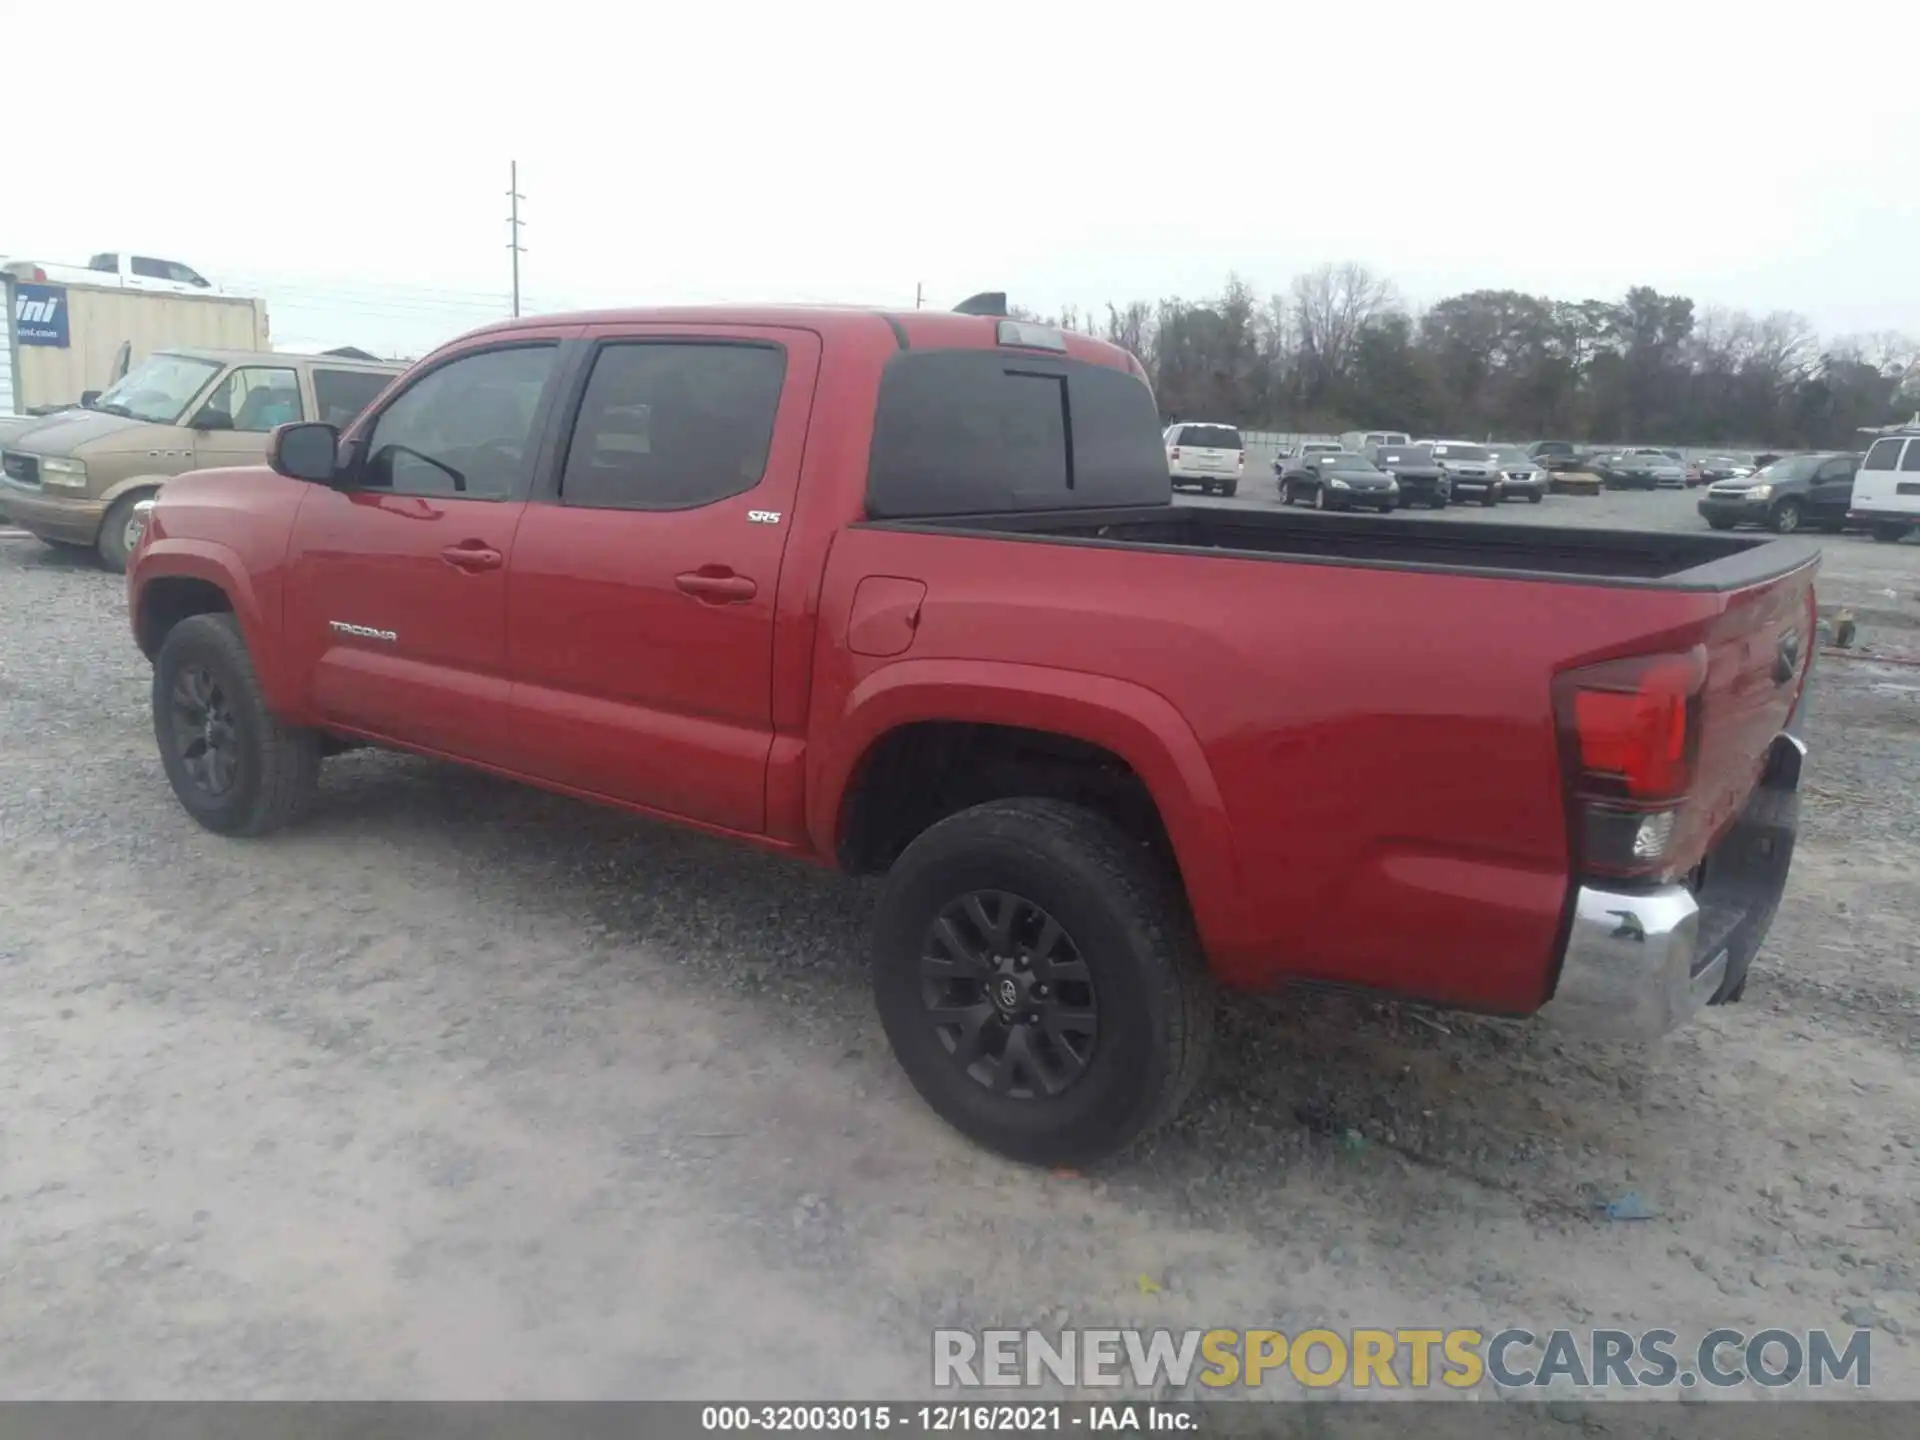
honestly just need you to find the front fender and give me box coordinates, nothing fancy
[810,658,1250,951]
[129,537,294,714]
[99,472,178,507]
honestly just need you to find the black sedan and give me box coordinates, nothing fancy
[1278,451,1400,512]
[1370,444,1450,508]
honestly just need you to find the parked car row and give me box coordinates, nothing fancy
[1271,440,1549,512]
[1701,432,1920,542]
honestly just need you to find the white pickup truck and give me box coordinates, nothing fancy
[1163,421,1244,496]
[3,252,217,296]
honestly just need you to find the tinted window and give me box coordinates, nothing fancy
[560,343,786,511]
[132,256,173,280]
[1177,425,1241,449]
[1757,455,1823,482]
[200,366,304,431]
[88,253,118,271]
[313,368,394,427]
[1324,454,1381,473]
[866,351,1168,518]
[1862,438,1903,470]
[362,344,556,500]
[1433,444,1492,462]
[1815,457,1855,481]
[1901,442,1920,473]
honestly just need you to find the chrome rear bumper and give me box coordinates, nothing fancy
[1537,731,1807,1041]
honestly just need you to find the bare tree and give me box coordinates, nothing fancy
[1291,263,1395,406]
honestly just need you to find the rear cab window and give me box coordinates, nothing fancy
[866,349,1168,518]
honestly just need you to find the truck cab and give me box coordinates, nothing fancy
[0,347,402,570]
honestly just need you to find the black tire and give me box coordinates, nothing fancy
[1768,499,1803,535]
[1706,518,1736,531]
[1480,491,1499,508]
[1871,523,1910,544]
[96,491,149,573]
[1279,481,1293,506]
[153,613,322,837]
[1313,485,1328,511]
[1219,481,1237,498]
[1527,491,1543,504]
[872,798,1214,1166]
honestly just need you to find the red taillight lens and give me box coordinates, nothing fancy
[1237,450,1246,468]
[31,266,47,282]
[1560,650,1705,801]
[1554,648,1708,879]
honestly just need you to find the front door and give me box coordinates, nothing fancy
[503,325,819,833]
[282,340,567,764]
[188,362,307,470]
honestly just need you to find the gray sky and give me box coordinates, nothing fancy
[11,0,1917,357]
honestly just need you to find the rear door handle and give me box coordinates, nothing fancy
[441,543,504,572]
[675,568,758,603]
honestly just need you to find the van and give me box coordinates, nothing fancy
[0,346,403,570]
[1339,429,1411,454]
[1850,417,1920,542]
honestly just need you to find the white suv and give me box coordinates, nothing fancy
[1164,422,1244,496]
[1851,417,1920,542]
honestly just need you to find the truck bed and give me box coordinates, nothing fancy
[870,504,1818,592]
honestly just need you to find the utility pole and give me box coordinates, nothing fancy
[506,161,526,317]
[915,282,923,310]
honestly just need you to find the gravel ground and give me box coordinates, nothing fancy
[1,496,1916,1405]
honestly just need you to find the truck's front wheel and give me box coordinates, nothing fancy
[872,798,1214,1166]
[153,613,322,837]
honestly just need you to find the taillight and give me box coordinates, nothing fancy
[1553,648,1707,880]
[31,266,47,282]
[1237,450,1246,468]
[1169,447,1181,460]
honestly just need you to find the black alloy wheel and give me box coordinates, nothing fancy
[918,890,1098,1100]
[167,663,243,798]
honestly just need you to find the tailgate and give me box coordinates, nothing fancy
[1184,447,1237,472]
[1685,559,1817,855]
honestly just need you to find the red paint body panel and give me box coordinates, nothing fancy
[127,304,1816,1019]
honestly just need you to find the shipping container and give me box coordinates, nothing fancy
[9,280,269,412]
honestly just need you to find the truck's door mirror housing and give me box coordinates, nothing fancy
[80,390,102,409]
[269,422,341,483]
[191,407,235,432]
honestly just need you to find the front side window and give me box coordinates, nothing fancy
[1863,438,1903,470]
[313,368,394,427]
[1900,441,1920,472]
[560,342,786,510]
[88,253,119,272]
[199,367,304,431]
[92,353,223,424]
[362,345,557,500]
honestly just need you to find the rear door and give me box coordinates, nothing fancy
[1853,437,1909,513]
[282,335,571,763]
[501,324,818,833]
[1808,454,1858,523]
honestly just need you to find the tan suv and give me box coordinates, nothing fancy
[0,347,404,571]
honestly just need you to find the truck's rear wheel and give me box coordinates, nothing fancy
[1871,523,1910,544]
[872,798,1214,1166]
[153,613,322,837]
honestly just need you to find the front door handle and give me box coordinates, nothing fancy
[675,568,758,604]
[441,543,504,572]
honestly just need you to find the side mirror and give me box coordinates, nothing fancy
[192,408,235,432]
[268,422,342,483]
[80,390,102,408]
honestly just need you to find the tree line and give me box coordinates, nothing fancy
[1016,268,1920,450]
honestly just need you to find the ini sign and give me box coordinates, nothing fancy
[14,284,70,347]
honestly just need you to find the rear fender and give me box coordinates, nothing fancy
[812,658,1249,949]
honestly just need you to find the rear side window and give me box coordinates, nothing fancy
[559,342,787,511]
[313,368,395,427]
[1901,442,1920,472]
[88,253,118,272]
[1863,438,1903,470]
[867,351,1169,518]
[1178,425,1242,449]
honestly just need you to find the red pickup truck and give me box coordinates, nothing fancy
[126,304,1818,1164]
